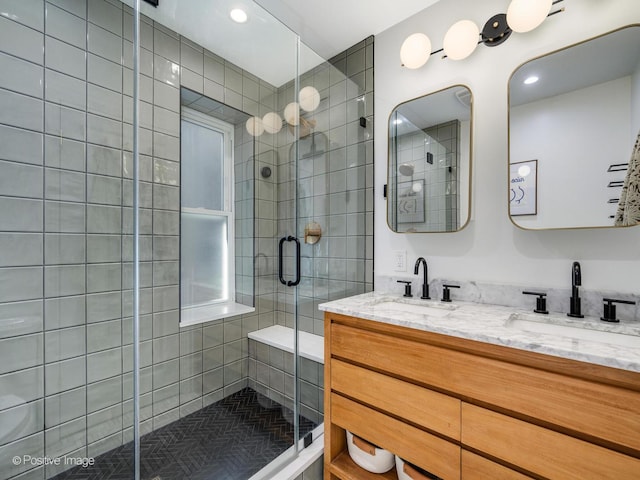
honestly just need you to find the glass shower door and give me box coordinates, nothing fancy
[131,1,305,479]
[0,1,138,479]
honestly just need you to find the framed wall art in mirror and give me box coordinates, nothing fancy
[388,85,473,233]
[508,25,640,230]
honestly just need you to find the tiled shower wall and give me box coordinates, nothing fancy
[276,38,375,336]
[0,0,373,478]
[394,120,460,231]
[248,38,375,425]
[0,1,280,478]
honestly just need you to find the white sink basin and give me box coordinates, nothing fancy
[507,314,640,348]
[372,301,456,318]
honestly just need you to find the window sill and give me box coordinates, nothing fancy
[180,302,255,327]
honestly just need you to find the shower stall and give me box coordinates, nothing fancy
[0,1,373,479]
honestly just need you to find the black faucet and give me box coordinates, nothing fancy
[568,261,584,318]
[414,257,430,299]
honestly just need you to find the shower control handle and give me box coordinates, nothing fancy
[278,236,301,287]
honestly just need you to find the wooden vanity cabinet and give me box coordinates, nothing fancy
[324,312,640,480]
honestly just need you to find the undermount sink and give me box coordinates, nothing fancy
[372,300,457,318]
[507,313,640,348]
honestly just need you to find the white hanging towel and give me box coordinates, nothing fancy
[614,131,640,226]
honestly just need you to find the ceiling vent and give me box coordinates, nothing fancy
[455,88,472,108]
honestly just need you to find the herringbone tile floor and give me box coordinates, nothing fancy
[51,388,316,480]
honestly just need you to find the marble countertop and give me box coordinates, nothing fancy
[319,292,640,373]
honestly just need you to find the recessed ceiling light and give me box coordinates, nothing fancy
[230,8,247,23]
[524,75,539,85]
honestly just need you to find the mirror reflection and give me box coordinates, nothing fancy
[388,85,472,233]
[509,26,640,229]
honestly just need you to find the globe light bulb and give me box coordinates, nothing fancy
[284,102,300,126]
[246,116,264,136]
[443,20,480,61]
[507,0,552,33]
[299,86,321,112]
[400,33,432,69]
[262,112,282,134]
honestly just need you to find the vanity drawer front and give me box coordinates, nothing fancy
[331,359,461,440]
[462,403,640,480]
[331,393,461,480]
[330,322,458,388]
[461,450,532,480]
[330,321,640,453]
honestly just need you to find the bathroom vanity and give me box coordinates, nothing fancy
[320,293,640,479]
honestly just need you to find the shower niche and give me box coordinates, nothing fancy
[387,85,473,233]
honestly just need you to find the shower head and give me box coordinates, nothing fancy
[398,163,415,176]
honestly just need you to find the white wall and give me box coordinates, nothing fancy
[632,56,640,141]
[374,0,640,293]
[510,77,631,229]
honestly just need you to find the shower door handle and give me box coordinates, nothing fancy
[290,236,301,286]
[278,236,301,287]
[278,237,287,285]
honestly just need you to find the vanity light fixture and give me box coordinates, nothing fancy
[400,0,564,69]
[230,8,248,24]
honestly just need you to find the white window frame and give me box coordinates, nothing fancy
[179,107,254,327]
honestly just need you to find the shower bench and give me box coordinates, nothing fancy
[248,325,324,364]
[248,325,325,426]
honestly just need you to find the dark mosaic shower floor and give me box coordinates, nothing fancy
[51,388,317,480]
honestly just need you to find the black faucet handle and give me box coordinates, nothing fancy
[441,284,460,303]
[397,280,413,298]
[523,291,548,314]
[601,298,636,323]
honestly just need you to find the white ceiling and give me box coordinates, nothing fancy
[253,0,442,61]
[510,27,640,106]
[135,0,441,86]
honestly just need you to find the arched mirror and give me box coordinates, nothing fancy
[387,85,473,233]
[508,25,640,229]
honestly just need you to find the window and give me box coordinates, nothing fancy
[180,108,254,326]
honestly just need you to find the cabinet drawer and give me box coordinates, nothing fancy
[461,450,532,480]
[331,359,460,440]
[332,393,460,480]
[331,321,640,453]
[462,403,640,480]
